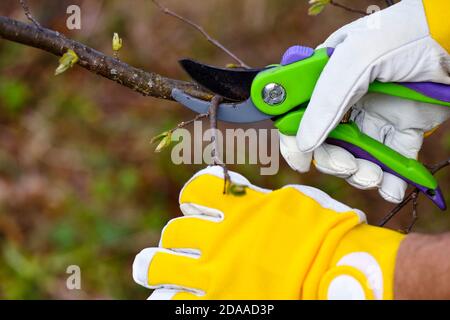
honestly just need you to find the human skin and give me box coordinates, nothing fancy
[395,233,450,299]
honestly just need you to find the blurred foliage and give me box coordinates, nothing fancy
[0,0,448,299]
[0,77,29,116]
[308,0,331,16]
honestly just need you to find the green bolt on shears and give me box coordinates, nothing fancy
[172,45,450,210]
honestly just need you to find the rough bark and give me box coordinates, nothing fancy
[0,16,213,101]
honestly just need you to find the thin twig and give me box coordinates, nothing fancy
[429,158,450,174]
[378,190,417,227]
[151,0,250,69]
[172,113,209,133]
[208,95,230,193]
[405,192,419,233]
[208,95,223,166]
[151,112,209,152]
[379,157,450,230]
[18,0,41,28]
[329,0,368,16]
[160,95,231,193]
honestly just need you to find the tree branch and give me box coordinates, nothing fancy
[0,16,213,102]
[151,0,249,68]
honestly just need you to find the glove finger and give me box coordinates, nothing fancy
[358,100,424,159]
[313,143,358,178]
[317,16,365,49]
[148,288,201,300]
[148,288,179,300]
[179,166,270,215]
[179,202,224,221]
[297,36,375,152]
[279,133,312,173]
[133,247,205,295]
[351,98,424,201]
[379,122,422,203]
[384,128,424,160]
[159,216,219,250]
[346,159,383,190]
[378,172,407,204]
[353,94,448,159]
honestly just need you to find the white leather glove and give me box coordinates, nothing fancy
[281,94,450,203]
[281,0,450,203]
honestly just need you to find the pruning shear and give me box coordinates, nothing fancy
[173,45,450,210]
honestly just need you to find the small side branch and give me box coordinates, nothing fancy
[430,158,450,174]
[329,1,368,16]
[208,95,224,167]
[208,95,231,193]
[176,113,209,130]
[378,190,416,228]
[379,157,450,231]
[208,96,231,193]
[151,0,249,68]
[153,95,231,192]
[405,192,419,233]
[18,0,41,28]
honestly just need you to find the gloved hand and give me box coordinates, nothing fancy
[281,94,450,203]
[133,166,404,300]
[280,0,450,203]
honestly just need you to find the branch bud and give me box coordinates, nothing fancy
[54,49,79,75]
[112,33,123,52]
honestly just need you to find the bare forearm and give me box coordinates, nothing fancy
[395,233,450,299]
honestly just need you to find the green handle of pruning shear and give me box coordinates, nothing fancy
[274,109,437,191]
[250,48,450,117]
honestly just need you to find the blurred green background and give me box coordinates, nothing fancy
[0,0,448,299]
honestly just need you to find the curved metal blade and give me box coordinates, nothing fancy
[172,89,271,123]
[179,59,265,101]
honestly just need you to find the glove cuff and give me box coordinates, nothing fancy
[319,224,405,300]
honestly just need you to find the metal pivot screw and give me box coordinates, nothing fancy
[262,83,286,105]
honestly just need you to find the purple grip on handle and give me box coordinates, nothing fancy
[326,138,446,210]
[398,82,450,103]
[281,46,315,65]
[326,47,335,57]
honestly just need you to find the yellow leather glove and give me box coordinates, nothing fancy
[133,167,405,300]
[424,0,450,52]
